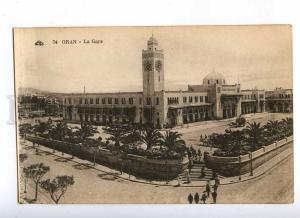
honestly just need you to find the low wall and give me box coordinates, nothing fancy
[25,135,189,180]
[205,136,293,176]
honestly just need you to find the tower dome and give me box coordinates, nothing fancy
[203,69,226,85]
[147,35,158,46]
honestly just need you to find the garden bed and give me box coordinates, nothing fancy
[25,135,189,180]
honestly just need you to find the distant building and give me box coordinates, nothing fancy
[62,36,291,127]
[265,88,293,113]
[18,94,62,118]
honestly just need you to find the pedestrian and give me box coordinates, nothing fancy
[212,191,217,204]
[200,166,205,178]
[201,191,208,204]
[206,181,211,197]
[186,170,191,183]
[177,175,181,186]
[215,176,220,186]
[188,158,193,173]
[194,192,200,204]
[187,149,192,158]
[188,193,193,204]
[197,148,202,161]
[213,183,218,192]
[212,171,217,180]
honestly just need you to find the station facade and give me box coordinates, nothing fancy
[62,36,278,127]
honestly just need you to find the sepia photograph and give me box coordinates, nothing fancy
[14,25,293,204]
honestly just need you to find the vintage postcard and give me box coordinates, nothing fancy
[14,25,293,204]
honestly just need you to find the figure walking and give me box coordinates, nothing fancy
[212,191,217,204]
[206,181,211,197]
[201,191,208,204]
[194,192,200,204]
[213,183,219,192]
[188,193,193,204]
[200,166,205,178]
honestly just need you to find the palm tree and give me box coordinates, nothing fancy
[160,131,186,155]
[103,124,129,149]
[33,121,51,136]
[49,122,70,141]
[225,129,245,155]
[282,117,293,136]
[264,120,282,140]
[139,126,162,150]
[244,122,265,151]
[75,122,98,141]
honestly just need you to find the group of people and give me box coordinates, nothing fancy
[187,178,220,204]
[187,146,202,161]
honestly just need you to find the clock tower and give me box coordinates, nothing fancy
[142,35,164,96]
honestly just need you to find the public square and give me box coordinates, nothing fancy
[18,112,293,204]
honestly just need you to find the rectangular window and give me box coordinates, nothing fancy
[68,98,72,104]
[108,98,112,104]
[156,97,159,105]
[90,98,93,104]
[189,96,193,103]
[195,96,198,103]
[84,98,88,104]
[139,97,142,105]
[114,98,119,104]
[129,97,134,104]
[121,98,126,104]
[183,97,187,103]
[96,98,99,104]
[102,98,106,104]
[205,96,208,103]
[79,98,82,104]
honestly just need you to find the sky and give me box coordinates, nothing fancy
[14,25,292,93]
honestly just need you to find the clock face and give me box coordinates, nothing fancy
[155,60,162,72]
[143,60,153,72]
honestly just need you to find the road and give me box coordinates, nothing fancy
[19,142,293,204]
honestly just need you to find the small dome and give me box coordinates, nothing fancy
[203,69,226,85]
[147,35,158,45]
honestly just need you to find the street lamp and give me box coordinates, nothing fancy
[238,154,241,180]
[249,151,253,176]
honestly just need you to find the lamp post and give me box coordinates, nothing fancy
[249,151,253,176]
[238,154,241,180]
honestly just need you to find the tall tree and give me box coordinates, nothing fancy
[264,120,282,140]
[282,117,293,136]
[160,131,186,155]
[103,124,129,148]
[23,163,50,201]
[139,126,162,150]
[244,122,265,150]
[34,121,51,135]
[76,122,98,141]
[49,122,71,141]
[40,175,74,204]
